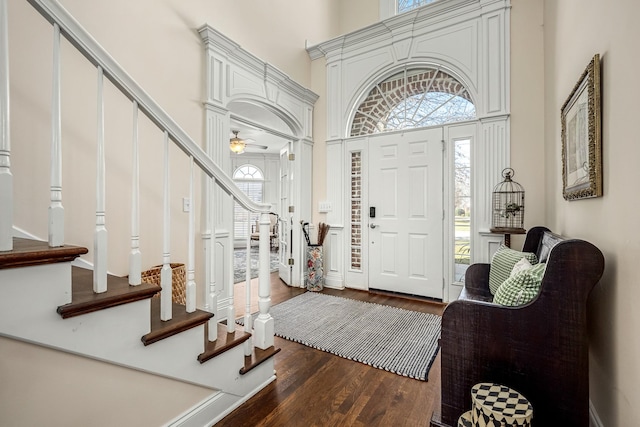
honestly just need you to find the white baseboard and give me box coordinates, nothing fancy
[166,374,277,427]
[13,226,40,240]
[590,399,604,427]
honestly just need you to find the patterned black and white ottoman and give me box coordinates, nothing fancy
[469,383,533,427]
[457,410,473,427]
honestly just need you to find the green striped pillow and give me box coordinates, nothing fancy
[493,262,546,306]
[489,245,538,295]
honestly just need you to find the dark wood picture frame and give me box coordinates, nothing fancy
[561,54,602,200]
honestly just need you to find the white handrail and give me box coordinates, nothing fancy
[26,0,270,215]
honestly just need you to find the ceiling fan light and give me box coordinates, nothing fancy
[229,138,245,154]
[229,130,246,154]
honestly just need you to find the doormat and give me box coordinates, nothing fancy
[238,292,441,381]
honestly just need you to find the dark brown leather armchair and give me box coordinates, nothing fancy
[432,226,605,427]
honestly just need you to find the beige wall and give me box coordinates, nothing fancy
[509,0,546,245]
[9,0,341,275]
[0,336,213,426]
[543,1,640,425]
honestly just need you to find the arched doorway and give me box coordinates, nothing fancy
[200,25,319,315]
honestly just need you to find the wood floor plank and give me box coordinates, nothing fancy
[219,272,444,427]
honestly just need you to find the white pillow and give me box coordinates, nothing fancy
[510,257,533,277]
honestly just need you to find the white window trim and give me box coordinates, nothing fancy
[379,0,397,20]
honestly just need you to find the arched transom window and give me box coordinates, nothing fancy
[398,0,437,14]
[350,68,475,136]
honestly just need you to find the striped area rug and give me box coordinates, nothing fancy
[242,292,441,381]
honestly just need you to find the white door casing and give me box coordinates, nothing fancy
[368,129,443,299]
[278,145,292,285]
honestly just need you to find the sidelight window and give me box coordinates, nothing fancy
[454,139,471,282]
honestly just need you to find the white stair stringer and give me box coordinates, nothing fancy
[0,261,276,402]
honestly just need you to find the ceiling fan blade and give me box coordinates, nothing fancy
[245,143,268,150]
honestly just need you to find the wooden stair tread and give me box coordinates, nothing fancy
[57,267,160,319]
[0,237,88,270]
[198,323,251,364]
[141,298,213,346]
[240,346,281,375]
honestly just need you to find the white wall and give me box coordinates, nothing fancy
[543,1,640,425]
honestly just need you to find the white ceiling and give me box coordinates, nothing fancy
[228,101,293,154]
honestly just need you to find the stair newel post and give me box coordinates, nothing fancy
[129,100,141,286]
[0,0,12,252]
[93,65,107,293]
[48,23,64,248]
[206,176,217,341]
[186,156,196,313]
[161,130,172,321]
[244,210,253,356]
[253,211,274,349]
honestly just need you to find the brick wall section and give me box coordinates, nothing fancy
[350,68,473,136]
[351,152,362,270]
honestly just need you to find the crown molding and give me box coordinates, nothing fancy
[199,24,318,107]
[307,0,510,60]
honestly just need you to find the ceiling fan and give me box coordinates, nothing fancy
[229,130,268,154]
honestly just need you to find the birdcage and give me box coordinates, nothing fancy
[490,168,525,233]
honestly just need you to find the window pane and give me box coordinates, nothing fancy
[454,139,471,282]
[233,165,264,240]
[398,0,437,14]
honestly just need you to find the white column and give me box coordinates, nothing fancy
[161,131,172,321]
[48,23,63,247]
[129,101,141,285]
[186,156,196,313]
[93,66,107,293]
[0,0,12,252]
[253,211,274,349]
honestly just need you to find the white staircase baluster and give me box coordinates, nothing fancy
[206,176,217,341]
[48,23,64,248]
[186,156,196,313]
[93,66,107,293]
[226,202,236,333]
[0,0,12,252]
[129,101,141,286]
[253,212,274,349]
[161,130,172,321]
[244,214,252,356]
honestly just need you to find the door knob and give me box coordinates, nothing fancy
[370,223,378,229]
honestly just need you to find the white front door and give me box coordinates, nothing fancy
[278,146,292,285]
[368,129,443,298]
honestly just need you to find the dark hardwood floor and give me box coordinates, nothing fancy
[221,272,445,427]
